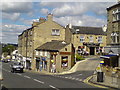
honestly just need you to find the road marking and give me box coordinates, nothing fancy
[79,79,83,81]
[33,79,44,84]
[65,77,68,79]
[68,77,72,79]
[8,71,11,72]
[75,78,80,80]
[71,78,75,80]
[76,74,82,76]
[2,69,8,72]
[17,73,22,76]
[24,75,31,79]
[49,85,59,90]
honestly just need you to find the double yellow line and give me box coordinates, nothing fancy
[83,75,108,89]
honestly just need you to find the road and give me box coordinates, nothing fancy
[1,57,101,89]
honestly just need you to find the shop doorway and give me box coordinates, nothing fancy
[26,60,31,69]
[90,47,95,55]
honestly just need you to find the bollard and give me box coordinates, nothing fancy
[97,72,104,82]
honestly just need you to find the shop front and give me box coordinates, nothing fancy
[83,42,100,55]
[26,58,31,70]
[100,54,119,67]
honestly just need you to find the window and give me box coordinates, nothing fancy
[52,29,60,36]
[40,51,43,56]
[44,51,47,56]
[61,56,68,67]
[89,36,93,42]
[80,36,85,42]
[36,51,39,55]
[111,31,119,43]
[113,8,120,21]
[98,36,102,43]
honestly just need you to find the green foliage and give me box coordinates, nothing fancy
[76,54,85,61]
[2,45,16,55]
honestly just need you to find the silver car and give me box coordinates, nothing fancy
[10,62,24,73]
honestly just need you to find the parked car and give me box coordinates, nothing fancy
[3,59,10,63]
[10,62,24,73]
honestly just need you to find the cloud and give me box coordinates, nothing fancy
[19,18,39,25]
[52,3,88,17]
[40,8,49,15]
[40,2,116,17]
[2,12,20,21]
[1,2,33,13]
[2,23,30,43]
[53,15,106,27]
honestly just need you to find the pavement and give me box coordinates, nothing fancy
[0,62,3,80]
[88,66,120,89]
[25,55,101,75]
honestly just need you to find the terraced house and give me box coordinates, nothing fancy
[66,25,107,55]
[102,1,120,68]
[18,14,75,72]
[18,14,107,72]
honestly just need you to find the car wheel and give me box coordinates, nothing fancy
[21,69,23,73]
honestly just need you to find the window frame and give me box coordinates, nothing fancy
[51,29,60,36]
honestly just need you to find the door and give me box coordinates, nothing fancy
[90,47,95,55]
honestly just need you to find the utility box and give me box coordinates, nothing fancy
[97,72,104,82]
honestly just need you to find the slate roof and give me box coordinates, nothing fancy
[36,40,69,51]
[71,26,106,35]
[107,3,120,11]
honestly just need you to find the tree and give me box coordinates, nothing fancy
[2,45,16,55]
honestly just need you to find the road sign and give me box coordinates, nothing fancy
[100,60,104,64]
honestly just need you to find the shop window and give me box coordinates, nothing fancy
[40,51,43,56]
[65,48,67,51]
[44,51,47,56]
[36,51,39,55]
[61,56,68,67]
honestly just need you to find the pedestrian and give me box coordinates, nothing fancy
[52,64,56,73]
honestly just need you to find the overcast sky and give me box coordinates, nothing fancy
[0,0,117,44]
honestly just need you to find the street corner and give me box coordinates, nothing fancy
[83,75,108,89]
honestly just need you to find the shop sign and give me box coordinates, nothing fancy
[100,60,104,64]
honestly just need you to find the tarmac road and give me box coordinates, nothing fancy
[1,60,99,89]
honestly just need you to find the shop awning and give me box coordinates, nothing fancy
[100,54,118,59]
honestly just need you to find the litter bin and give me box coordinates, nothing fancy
[97,72,104,82]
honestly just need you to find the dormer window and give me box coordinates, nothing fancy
[52,29,60,36]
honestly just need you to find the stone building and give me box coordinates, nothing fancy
[18,14,107,72]
[102,2,120,67]
[65,25,107,55]
[35,40,75,73]
[18,14,70,70]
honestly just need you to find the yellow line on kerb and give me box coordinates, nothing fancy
[83,75,108,89]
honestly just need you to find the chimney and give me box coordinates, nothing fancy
[39,17,46,23]
[68,24,72,29]
[47,13,53,21]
